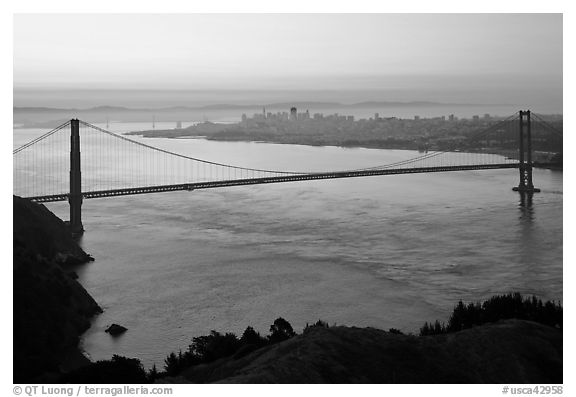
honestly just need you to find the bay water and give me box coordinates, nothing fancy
[13,122,562,369]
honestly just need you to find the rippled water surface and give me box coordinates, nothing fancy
[14,123,562,368]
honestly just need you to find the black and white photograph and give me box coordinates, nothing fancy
[9,5,565,390]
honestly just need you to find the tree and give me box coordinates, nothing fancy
[268,317,296,344]
[147,364,159,381]
[163,351,186,376]
[420,293,562,336]
[240,326,267,346]
[189,331,241,363]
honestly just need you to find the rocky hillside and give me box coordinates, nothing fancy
[13,196,102,383]
[163,319,561,384]
[13,196,93,264]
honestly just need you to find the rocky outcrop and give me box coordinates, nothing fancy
[105,324,128,336]
[13,196,93,265]
[164,319,561,384]
[13,196,102,383]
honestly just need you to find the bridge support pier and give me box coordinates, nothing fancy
[69,119,84,235]
[513,110,541,194]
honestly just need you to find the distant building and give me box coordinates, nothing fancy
[290,107,297,120]
[374,112,380,120]
[241,113,247,122]
[472,115,480,121]
[414,115,420,121]
[347,115,354,122]
[176,121,182,129]
[449,114,456,122]
[484,113,491,119]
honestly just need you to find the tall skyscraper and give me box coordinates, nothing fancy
[290,107,297,120]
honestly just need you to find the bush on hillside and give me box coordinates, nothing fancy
[64,355,149,383]
[162,317,297,376]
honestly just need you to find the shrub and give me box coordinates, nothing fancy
[303,319,330,333]
[162,317,297,376]
[65,355,149,383]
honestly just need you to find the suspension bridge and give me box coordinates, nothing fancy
[13,110,562,234]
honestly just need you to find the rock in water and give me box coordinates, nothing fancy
[105,324,128,336]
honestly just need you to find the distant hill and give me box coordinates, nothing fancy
[14,100,476,115]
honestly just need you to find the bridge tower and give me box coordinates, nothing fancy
[69,119,84,234]
[513,110,540,193]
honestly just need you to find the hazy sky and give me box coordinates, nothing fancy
[13,14,563,108]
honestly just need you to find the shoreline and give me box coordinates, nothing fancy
[136,132,563,171]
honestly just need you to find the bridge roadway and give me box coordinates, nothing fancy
[26,163,521,203]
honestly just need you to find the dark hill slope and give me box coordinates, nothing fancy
[13,196,92,264]
[13,196,102,383]
[166,319,561,384]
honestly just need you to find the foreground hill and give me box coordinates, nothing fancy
[162,319,561,384]
[13,196,102,383]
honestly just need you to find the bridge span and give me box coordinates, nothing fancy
[14,110,561,233]
[28,163,520,203]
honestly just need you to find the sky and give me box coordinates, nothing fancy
[12,13,563,108]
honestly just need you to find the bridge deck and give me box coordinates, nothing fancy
[24,163,520,203]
